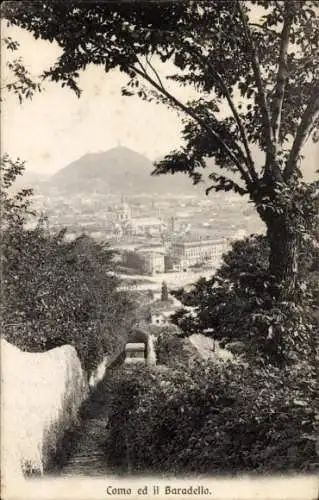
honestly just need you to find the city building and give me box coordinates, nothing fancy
[170,238,229,271]
[137,250,165,275]
[139,297,177,326]
[127,217,165,236]
[150,301,176,326]
[116,202,131,223]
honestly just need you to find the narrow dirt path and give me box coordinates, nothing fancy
[61,417,110,476]
[56,353,125,476]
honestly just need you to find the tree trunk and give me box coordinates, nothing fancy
[265,214,300,301]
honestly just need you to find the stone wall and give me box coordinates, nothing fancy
[1,339,88,494]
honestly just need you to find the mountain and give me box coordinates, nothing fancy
[49,147,203,196]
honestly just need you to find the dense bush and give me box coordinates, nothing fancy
[1,156,135,374]
[155,329,200,368]
[105,362,318,475]
[2,222,135,373]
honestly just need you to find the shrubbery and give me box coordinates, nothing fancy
[103,233,318,475]
[1,156,135,374]
[2,223,135,373]
[155,329,199,368]
[105,362,318,475]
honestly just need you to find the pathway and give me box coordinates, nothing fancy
[56,352,125,476]
[61,417,109,476]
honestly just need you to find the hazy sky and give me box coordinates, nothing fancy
[2,23,318,180]
[2,25,186,175]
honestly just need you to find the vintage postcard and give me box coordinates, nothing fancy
[1,1,318,499]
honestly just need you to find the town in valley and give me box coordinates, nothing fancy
[22,146,264,293]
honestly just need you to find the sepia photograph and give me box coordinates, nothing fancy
[1,1,318,499]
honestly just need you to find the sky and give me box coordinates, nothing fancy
[2,25,186,175]
[1,22,318,180]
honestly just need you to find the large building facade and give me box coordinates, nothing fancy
[127,217,165,236]
[137,250,165,275]
[114,203,165,236]
[170,238,229,271]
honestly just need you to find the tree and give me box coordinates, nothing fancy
[3,1,319,300]
[1,43,42,226]
[171,233,319,365]
[0,137,135,376]
[0,153,34,227]
[161,280,169,302]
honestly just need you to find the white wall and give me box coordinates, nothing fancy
[146,335,157,366]
[1,339,89,496]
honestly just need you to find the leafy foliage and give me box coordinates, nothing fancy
[171,233,319,365]
[1,35,42,103]
[105,362,318,474]
[2,226,134,371]
[0,154,35,226]
[155,329,199,368]
[4,2,318,180]
[1,159,135,374]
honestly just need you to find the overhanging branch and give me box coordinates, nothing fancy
[130,60,253,188]
[206,176,248,196]
[250,23,280,37]
[271,2,295,144]
[284,87,319,181]
[237,0,275,164]
[145,55,165,90]
[188,45,259,185]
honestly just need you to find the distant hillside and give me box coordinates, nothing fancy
[14,171,50,190]
[49,147,203,196]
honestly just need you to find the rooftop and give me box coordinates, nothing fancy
[173,239,226,247]
[129,217,163,225]
[137,249,165,256]
[125,343,146,351]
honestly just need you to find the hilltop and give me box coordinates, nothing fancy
[49,146,203,196]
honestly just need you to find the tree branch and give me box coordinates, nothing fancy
[283,86,319,181]
[250,23,280,37]
[206,176,248,196]
[237,1,275,163]
[145,55,165,90]
[188,45,259,186]
[271,2,295,144]
[130,60,253,188]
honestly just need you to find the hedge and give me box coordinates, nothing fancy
[104,361,318,475]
